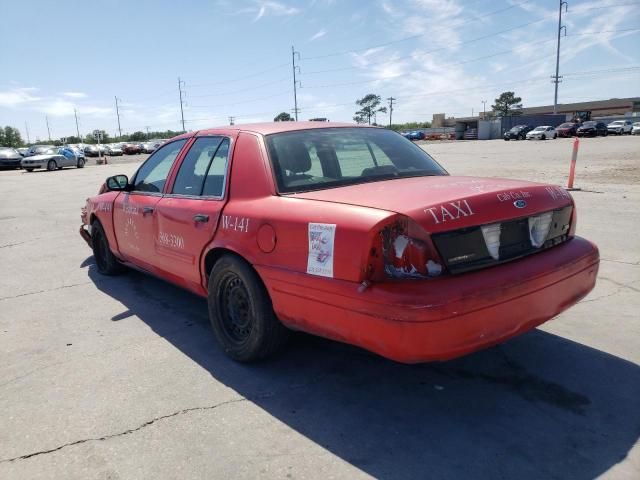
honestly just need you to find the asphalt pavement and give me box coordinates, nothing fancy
[0,136,638,479]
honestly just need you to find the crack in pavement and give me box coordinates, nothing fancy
[601,258,640,266]
[0,282,92,302]
[0,397,249,463]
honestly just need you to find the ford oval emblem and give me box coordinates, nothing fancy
[514,200,527,208]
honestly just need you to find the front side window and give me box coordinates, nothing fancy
[133,139,187,193]
[172,137,229,197]
[266,127,447,193]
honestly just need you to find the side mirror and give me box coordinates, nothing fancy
[106,174,129,191]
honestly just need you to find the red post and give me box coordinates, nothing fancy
[567,136,579,189]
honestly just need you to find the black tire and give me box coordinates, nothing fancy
[77,158,85,168]
[208,254,289,362]
[47,159,57,171]
[25,168,34,172]
[91,220,126,275]
[541,134,546,140]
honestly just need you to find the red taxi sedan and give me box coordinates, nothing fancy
[80,123,599,363]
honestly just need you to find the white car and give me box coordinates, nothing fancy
[526,126,557,140]
[632,122,640,135]
[607,120,633,135]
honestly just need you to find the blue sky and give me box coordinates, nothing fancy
[1,0,638,141]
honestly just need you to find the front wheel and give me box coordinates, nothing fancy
[47,160,57,171]
[25,168,34,172]
[91,221,126,275]
[208,255,289,362]
[541,134,546,140]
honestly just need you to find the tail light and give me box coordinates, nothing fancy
[369,215,444,280]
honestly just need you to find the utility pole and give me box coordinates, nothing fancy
[45,116,51,141]
[114,96,122,138]
[178,77,186,132]
[552,0,568,114]
[24,121,31,144]
[386,96,396,127]
[291,46,301,121]
[228,116,235,126]
[145,126,150,139]
[74,108,81,140]
[481,100,487,118]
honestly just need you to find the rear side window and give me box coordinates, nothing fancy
[133,139,187,193]
[266,127,447,193]
[171,137,230,197]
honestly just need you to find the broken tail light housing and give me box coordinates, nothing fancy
[371,216,444,280]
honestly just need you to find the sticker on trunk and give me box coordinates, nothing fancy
[307,223,336,278]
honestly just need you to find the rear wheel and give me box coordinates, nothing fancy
[25,168,34,172]
[47,160,57,171]
[91,221,126,275]
[541,134,546,140]
[77,158,85,168]
[208,254,289,362]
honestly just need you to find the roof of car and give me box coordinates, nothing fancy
[172,121,373,140]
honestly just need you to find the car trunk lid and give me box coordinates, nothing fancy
[288,176,572,234]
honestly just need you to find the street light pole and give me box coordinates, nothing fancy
[45,116,51,141]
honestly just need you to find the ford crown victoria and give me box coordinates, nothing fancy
[79,123,599,363]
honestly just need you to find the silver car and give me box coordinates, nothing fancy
[21,147,85,172]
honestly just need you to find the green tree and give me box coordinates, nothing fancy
[1,126,24,147]
[274,112,292,122]
[491,91,523,116]
[354,94,387,125]
[129,131,147,141]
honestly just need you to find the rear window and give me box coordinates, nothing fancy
[265,127,447,193]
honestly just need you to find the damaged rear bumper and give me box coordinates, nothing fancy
[257,236,599,363]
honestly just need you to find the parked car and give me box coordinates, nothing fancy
[105,144,124,156]
[632,122,640,135]
[0,147,23,168]
[141,142,158,153]
[122,142,143,155]
[607,120,633,135]
[526,126,557,140]
[84,145,101,157]
[79,123,598,364]
[16,147,29,157]
[21,147,85,171]
[556,122,579,137]
[68,146,85,162]
[503,125,533,140]
[577,121,608,137]
[25,144,55,157]
[407,131,425,141]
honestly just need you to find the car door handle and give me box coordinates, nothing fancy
[142,206,154,215]
[193,214,209,223]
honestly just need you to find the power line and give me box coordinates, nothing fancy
[302,0,537,61]
[187,62,290,88]
[189,91,291,109]
[302,18,549,76]
[187,76,290,99]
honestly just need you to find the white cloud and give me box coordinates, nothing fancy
[62,91,87,99]
[238,1,300,21]
[0,87,41,108]
[309,29,326,41]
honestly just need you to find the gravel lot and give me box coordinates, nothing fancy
[1,135,638,479]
